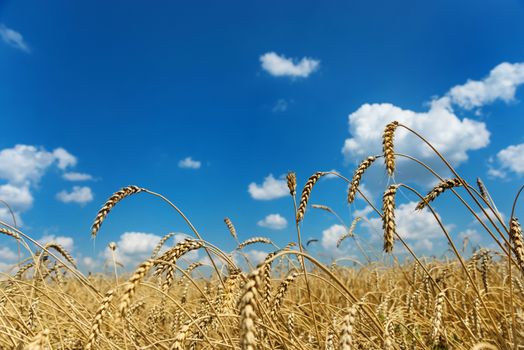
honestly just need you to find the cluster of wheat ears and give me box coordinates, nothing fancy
[1,121,523,350]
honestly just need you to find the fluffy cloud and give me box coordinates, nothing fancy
[244,249,270,265]
[104,232,199,267]
[0,247,17,261]
[56,186,94,205]
[178,157,202,169]
[260,52,319,78]
[365,201,448,253]
[448,62,524,110]
[0,145,75,185]
[53,148,77,169]
[321,224,349,258]
[0,24,30,52]
[38,234,75,252]
[63,172,93,181]
[489,143,524,178]
[342,100,490,185]
[0,145,82,225]
[257,213,288,230]
[0,184,33,211]
[248,174,288,200]
[342,62,524,186]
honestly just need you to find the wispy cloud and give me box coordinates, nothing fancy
[63,172,93,181]
[0,24,30,53]
[272,99,289,112]
[248,174,288,200]
[260,52,319,78]
[178,157,202,169]
[56,186,94,205]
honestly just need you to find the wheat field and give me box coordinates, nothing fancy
[0,121,523,350]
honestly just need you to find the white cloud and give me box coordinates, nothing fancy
[178,157,202,169]
[321,224,348,258]
[365,201,448,253]
[490,143,524,177]
[0,145,83,225]
[260,52,320,78]
[0,208,22,226]
[448,62,524,110]
[244,249,270,265]
[38,234,75,252]
[458,229,482,248]
[53,148,77,169]
[0,145,57,185]
[56,186,94,205]
[342,100,490,184]
[63,172,93,181]
[257,213,288,230]
[342,62,524,186]
[104,232,199,267]
[82,256,99,271]
[0,184,33,211]
[0,24,30,52]
[248,174,288,200]
[0,247,17,261]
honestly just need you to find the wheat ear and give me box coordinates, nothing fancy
[296,172,325,223]
[347,156,377,204]
[150,232,175,258]
[382,121,399,176]
[91,185,144,238]
[85,288,115,350]
[224,217,237,240]
[416,178,462,210]
[382,184,399,253]
[119,259,154,318]
[239,270,261,350]
[510,217,524,272]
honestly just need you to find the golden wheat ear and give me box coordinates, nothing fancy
[416,178,462,210]
[510,217,524,272]
[348,156,377,204]
[91,185,144,238]
[382,121,399,176]
[382,184,399,253]
[296,172,325,223]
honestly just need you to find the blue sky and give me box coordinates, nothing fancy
[1,0,524,271]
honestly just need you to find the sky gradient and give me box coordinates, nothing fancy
[1,0,524,271]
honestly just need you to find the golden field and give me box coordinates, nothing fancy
[0,121,523,350]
